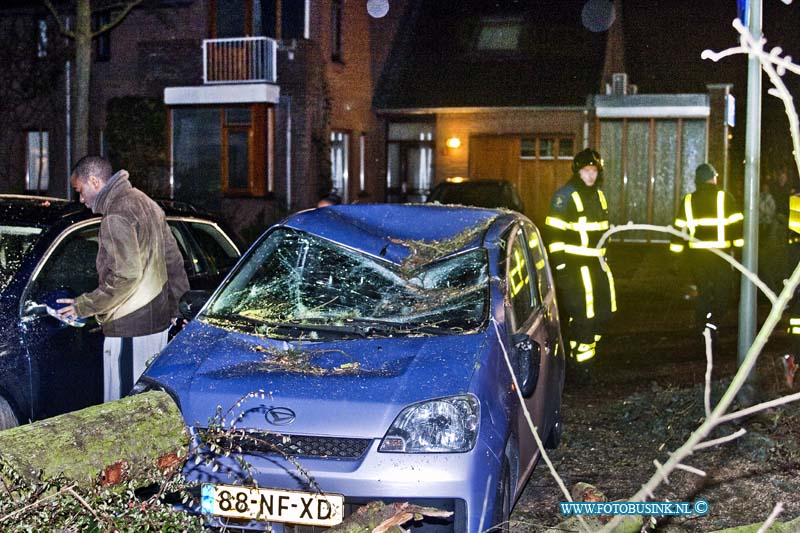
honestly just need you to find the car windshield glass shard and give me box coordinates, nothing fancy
[204,228,488,336]
[0,226,42,291]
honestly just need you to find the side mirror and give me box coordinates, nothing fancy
[512,333,541,398]
[179,290,211,320]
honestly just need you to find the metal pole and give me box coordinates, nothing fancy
[737,0,762,403]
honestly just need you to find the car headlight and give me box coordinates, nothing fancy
[379,394,480,453]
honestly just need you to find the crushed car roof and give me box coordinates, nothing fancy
[282,204,511,265]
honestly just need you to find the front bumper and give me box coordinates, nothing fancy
[183,438,502,532]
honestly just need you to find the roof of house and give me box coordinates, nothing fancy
[375,0,609,110]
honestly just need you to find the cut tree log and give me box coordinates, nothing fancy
[0,391,188,489]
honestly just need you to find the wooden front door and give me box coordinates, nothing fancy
[469,135,573,228]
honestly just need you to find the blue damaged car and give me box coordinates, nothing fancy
[137,204,565,532]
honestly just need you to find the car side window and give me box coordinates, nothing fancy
[168,222,201,276]
[29,224,100,300]
[186,221,239,273]
[506,228,538,328]
[522,222,551,303]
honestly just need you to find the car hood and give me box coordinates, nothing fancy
[151,320,489,438]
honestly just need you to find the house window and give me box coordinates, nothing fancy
[93,11,111,61]
[386,123,434,203]
[520,136,573,159]
[331,0,343,61]
[359,133,366,192]
[171,104,269,209]
[26,131,49,191]
[558,137,574,159]
[223,108,252,191]
[520,139,536,158]
[331,131,349,202]
[213,0,307,39]
[539,138,555,159]
[476,18,523,51]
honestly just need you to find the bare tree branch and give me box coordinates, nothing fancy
[93,0,145,38]
[42,0,75,38]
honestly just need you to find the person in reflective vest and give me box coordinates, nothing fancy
[784,194,800,386]
[545,148,617,379]
[670,163,743,333]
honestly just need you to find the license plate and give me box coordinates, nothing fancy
[200,483,344,527]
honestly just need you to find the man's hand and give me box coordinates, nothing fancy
[55,298,78,321]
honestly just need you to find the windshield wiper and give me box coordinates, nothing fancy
[209,314,371,338]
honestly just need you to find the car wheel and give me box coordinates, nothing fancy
[544,412,563,450]
[488,459,511,532]
[0,396,19,431]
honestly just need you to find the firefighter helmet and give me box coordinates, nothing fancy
[694,163,718,185]
[572,148,604,174]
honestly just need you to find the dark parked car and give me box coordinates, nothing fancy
[427,178,525,212]
[0,194,241,429]
[138,204,564,532]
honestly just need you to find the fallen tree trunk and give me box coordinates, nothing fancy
[0,391,188,489]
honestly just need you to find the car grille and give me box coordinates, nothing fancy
[216,431,372,459]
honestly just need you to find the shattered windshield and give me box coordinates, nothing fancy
[0,226,42,292]
[203,228,489,337]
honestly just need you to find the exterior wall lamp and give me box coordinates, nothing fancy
[445,136,462,149]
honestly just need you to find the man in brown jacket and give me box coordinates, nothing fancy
[57,156,189,401]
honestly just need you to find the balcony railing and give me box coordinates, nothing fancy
[202,36,277,84]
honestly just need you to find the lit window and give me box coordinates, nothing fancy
[26,131,49,191]
[331,131,349,201]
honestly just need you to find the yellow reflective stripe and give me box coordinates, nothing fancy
[674,219,688,228]
[791,195,800,233]
[693,217,731,226]
[605,265,617,313]
[577,216,589,247]
[727,212,744,224]
[688,240,731,249]
[791,327,800,335]
[790,318,800,325]
[717,191,726,244]
[549,242,565,253]
[594,335,602,342]
[569,339,596,362]
[535,259,545,270]
[570,220,609,231]
[684,194,695,236]
[509,249,529,296]
[581,265,594,319]
[733,238,744,247]
[669,243,684,253]
[571,191,584,212]
[528,234,539,249]
[545,216,569,230]
[563,244,606,257]
[598,190,608,210]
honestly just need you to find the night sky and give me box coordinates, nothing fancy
[622,0,800,182]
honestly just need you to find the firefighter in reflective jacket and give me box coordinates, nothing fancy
[545,148,617,375]
[670,163,743,332]
[784,194,800,385]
